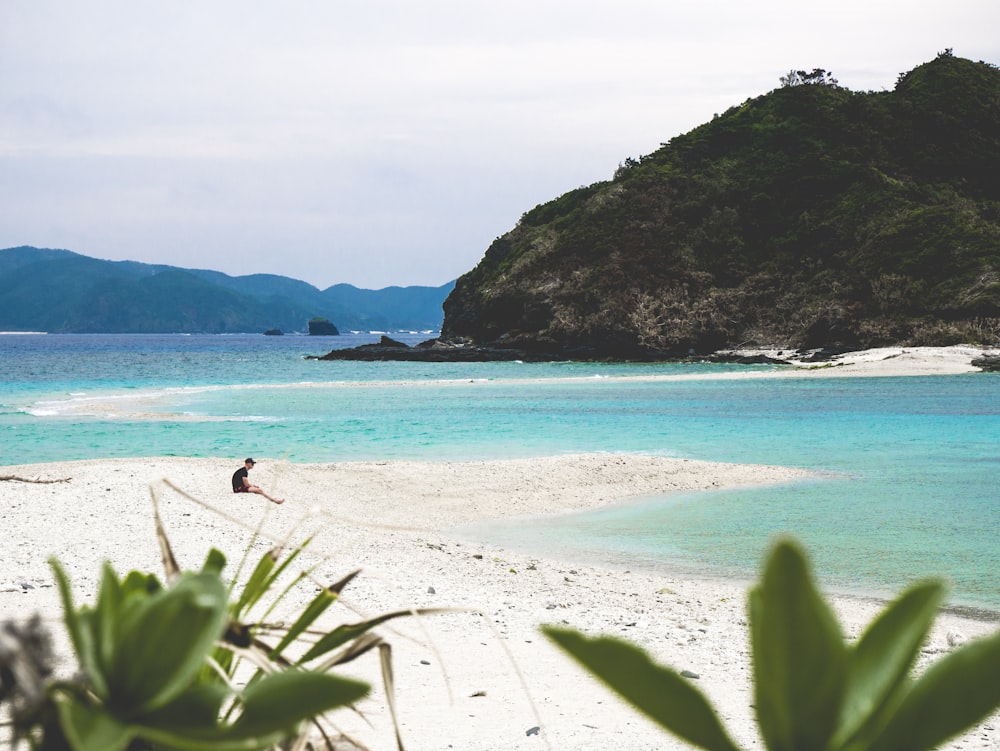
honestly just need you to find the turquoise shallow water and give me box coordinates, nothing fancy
[2,333,999,610]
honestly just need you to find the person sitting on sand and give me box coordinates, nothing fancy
[232,458,284,505]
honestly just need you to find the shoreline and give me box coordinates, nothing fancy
[3,454,998,750]
[714,344,999,377]
[16,345,999,425]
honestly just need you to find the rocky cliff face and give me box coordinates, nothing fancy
[307,318,340,335]
[440,54,1000,359]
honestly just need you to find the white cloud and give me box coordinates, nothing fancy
[1,0,997,287]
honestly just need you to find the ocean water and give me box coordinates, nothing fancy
[2,333,999,612]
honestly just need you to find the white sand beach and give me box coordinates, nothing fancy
[697,344,999,379]
[2,347,998,750]
[2,452,998,751]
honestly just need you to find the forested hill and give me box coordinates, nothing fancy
[0,246,453,333]
[441,52,1000,358]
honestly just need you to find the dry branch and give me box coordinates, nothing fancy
[0,475,71,484]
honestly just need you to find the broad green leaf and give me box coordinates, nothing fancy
[106,572,229,715]
[50,559,108,698]
[50,559,85,666]
[53,693,134,751]
[136,725,285,751]
[120,570,162,598]
[201,548,227,576]
[94,563,124,687]
[543,626,742,751]
[231,669,369,737]
[750,539,846,751]
[833,580,944,749]
[138,682,230,730]
[869,630,1000,751]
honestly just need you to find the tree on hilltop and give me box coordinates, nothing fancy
[780,68,839,87]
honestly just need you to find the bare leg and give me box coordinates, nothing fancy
[248,485,285,505]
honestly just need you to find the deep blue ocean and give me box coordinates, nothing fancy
[2,333,998,611]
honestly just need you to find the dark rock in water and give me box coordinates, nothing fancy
[706,353,788,365]
[307,318,340,336]
[263,328,283,336]
[377,335,409,348]
[309,335,689,362]
[798,347,856,363]
[309,337,548,362]
[311,336,800,363]
[971,354,1000,372]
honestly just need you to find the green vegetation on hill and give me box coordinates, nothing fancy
[0,247,453,333]
[442,52,1000,356]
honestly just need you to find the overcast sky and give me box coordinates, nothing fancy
[1,2,997,289]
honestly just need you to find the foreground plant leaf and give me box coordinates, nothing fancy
[540,537,1000,751]
[300,608,448,665]
[93,563,124,697]
[233,548,279,616]
[53,693,134,751]
[542,626,741,751]
[268,570,365,661]
[51,559,107,699]
[268,585,339,659]
[201,548,227,577]
[868,629,1000,751]
[234,542,308,619]
[116,671,370,751]
[749,539,846,751]
[833,580,944,749]
[231,669,370,737]
[105,571,229,715]
[41,501,452,751]
[138,682,230,731]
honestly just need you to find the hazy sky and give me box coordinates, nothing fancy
[2,2,997,289]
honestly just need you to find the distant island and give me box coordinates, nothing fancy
[324,52,1000,362]
[0,246,453,334]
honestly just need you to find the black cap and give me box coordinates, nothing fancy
[245,458,255,464]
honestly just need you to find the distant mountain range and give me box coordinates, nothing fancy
[0,246,454,333]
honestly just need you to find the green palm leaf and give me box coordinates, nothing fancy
[543,626,742,751]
